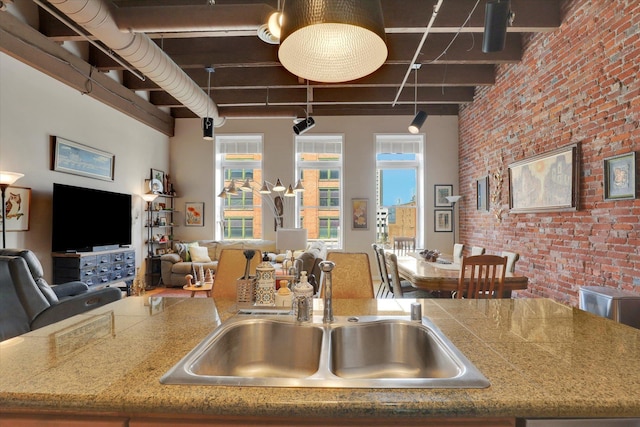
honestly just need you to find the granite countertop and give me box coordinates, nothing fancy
[0,296,639,420]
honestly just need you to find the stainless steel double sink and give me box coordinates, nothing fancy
[161,315,490,388]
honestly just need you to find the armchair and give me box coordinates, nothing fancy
[0,250,122,341]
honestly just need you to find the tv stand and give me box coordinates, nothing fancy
[52,248,135,295]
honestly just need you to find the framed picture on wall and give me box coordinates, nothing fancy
[434,209,452,232]
[0,186,31,232]
[603,152,636,201]
[434,185,453,207]
[508,143,580,213]
[351,198,369,230]
[185,202,204,227]
[477,175,489,211]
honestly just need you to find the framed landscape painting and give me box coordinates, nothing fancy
[508,143,580,213]
[603,152,636,201]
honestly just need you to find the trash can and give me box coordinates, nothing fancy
[579,286,640,329]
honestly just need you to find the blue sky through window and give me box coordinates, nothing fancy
[377,153,416,206]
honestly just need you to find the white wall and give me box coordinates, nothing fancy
[0,53,170,281]
[170,115,459,263]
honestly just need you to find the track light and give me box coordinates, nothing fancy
[408,64,427,134]
[408,111,428,134]
[482,0,513,53]
[203,66,215,140]
[203,117,214,140]
[293,117,315,135]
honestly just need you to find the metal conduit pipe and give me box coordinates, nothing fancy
[113,4,274,33]
[46,0,222,126]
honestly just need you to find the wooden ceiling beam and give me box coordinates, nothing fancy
[0,12,174,136]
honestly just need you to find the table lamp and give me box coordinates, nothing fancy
[276,228,308,277]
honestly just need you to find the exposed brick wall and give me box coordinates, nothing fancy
[458,0,640,307]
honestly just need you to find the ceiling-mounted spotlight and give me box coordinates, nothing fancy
[293,117,315,135]
[482,0,513,53]
[203,117,214,140]
[203,66,215,140]
[408,111,427,134]
[408,64,427,134]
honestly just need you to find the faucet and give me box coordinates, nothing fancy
[319,261,335,323]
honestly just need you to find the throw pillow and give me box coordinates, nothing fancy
[178,241,200,262]
[189,246,212,263]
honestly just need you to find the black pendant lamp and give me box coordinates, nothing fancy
[408,64,427,134]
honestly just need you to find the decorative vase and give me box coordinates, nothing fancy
[254,261,276,306]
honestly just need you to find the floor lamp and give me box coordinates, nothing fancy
[0,171,24,249]
[445,195,462,251]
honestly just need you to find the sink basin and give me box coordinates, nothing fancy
[330,320,462,380]
[161,315,490,389]
[191,319,323,378]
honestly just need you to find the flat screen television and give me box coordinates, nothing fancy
[52,183,132,253]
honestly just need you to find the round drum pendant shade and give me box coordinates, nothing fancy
[279,0,387,83]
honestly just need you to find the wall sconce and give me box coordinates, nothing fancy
[0,171,24,249]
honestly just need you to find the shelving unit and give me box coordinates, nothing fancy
[144,194,177,288]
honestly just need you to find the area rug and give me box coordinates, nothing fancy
[151,288,209,298]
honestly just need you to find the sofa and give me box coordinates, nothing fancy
[160,240,327,288]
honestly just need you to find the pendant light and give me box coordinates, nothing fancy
[408,64,427,134]
[278,0,387,83]
[203,66,214,140]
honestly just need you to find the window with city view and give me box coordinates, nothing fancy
[296,135,343,248]
[375,134,424,249]
[215,135,264,240]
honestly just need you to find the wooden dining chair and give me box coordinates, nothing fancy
[393,236,416,256]
[470,246,486,256]
[501,251,520,273]
[384,252,434,298]
[456,255,507,299]
[322,252,375,298]
[212,249,262,299]
[371,243,391,298]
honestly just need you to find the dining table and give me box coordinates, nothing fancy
[395,252,529,297]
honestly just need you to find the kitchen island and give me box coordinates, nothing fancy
[0,296,638,426]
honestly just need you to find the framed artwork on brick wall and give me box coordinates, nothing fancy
[603,152,636,201]
[508,143,580,213]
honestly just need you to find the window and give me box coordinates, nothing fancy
[375,134,424,248]
[296,135,343,248]
[215,135,263,240]
[225,217,254,239]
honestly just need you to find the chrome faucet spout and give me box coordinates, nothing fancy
[319,261,335,323]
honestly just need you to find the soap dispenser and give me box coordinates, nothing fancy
[293,271,313,319]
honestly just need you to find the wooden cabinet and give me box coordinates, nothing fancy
[52,248,135,294]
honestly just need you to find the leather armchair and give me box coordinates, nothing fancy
[0,250,122,342]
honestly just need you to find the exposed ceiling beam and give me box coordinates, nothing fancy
[0,11,174,136]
